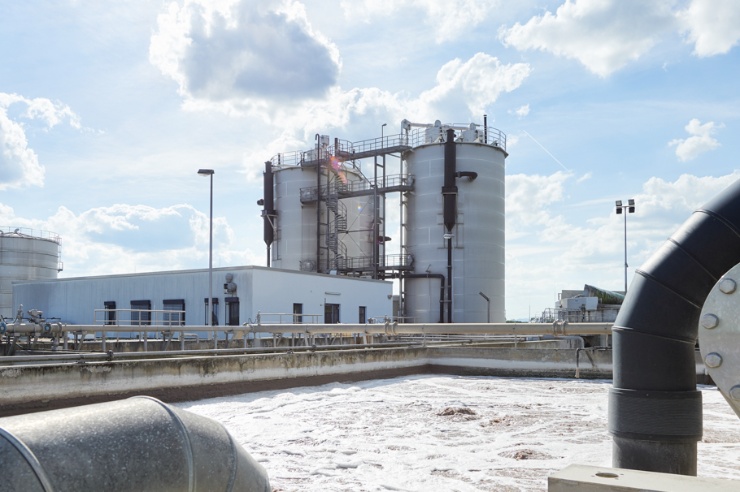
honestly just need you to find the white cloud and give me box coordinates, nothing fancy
[668,118,722,162]
[36,203,258,277]
[499,0,676,77]
[340,0,499,43]
[149,0,341,112]
[511,104,530,118]
[506,171,570,230]
[678,0,740,56]
[0,93,80,190]
[416,53,531,117]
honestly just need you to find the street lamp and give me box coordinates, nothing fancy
[615,198,635,293]
[381,123,387,148]
[198,169,214,332]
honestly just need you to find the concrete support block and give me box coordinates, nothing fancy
[548,464,740,491]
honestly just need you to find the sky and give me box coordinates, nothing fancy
[1,0,740,321]
[181,374,740,490]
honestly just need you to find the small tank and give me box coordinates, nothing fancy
[0,228,62,320]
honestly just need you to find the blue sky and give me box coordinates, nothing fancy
[1,0,739,321]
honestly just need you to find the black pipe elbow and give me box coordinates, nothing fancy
[610,178,740,475]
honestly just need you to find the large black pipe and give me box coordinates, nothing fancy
[262,161,275,266]
[610,178,740,475]
[442,128,457,232]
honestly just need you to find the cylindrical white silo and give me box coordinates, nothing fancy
[271,164,319,272]
[271,156,375,273]
[0,228,62,320]
[404,127,506,323]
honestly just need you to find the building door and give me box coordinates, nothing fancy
[104,301,116,325]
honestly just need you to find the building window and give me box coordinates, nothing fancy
[204,298,219,325]
[131,300,151,326]
[163,299,185,326]
[293,303,303,324]
[325,303,340,324]
[104,301,116,325]
[225,297,239,326]
[359,306,366,324]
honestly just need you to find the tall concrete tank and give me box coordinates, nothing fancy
[269,142,374,273]
[0,228,62,320]
[404,122,506,323]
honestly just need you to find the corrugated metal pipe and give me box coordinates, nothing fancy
[609,178,740,476]
[0,396,270,491]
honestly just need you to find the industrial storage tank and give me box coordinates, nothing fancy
[403,122,506,323]
[0,227,62,320]
[268,142,374,273]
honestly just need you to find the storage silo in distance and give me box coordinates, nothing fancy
[0,228,63,320]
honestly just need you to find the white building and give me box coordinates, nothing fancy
[11,266,392,328]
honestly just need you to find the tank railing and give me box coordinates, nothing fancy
[269,147,362,171]
[0,226,62,245]
[335,134,410,157]
[407,126,506,151]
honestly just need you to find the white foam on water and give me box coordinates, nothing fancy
[179,375,740,491]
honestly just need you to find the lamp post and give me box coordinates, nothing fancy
[615,199,635,293]
[198,169,214,332]
[381,123,387,148]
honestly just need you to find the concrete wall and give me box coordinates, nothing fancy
[0,345,614,415]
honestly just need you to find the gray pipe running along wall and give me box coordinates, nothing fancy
[609,178,740,476]
[0,396,270,492]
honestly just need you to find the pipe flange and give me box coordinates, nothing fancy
[699,264,740,419]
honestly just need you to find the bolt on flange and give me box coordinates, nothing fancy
[701,313,719,329]
[704,353,723,368]
[719,278,737,294]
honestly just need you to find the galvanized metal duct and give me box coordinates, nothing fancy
[0,396,270,491]
[609,178,740,475]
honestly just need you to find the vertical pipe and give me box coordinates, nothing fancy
[263,161,274,267]
[315,134,321,272]
[446,235,453,323]
[373,156,379,279]
[442,128,457,323]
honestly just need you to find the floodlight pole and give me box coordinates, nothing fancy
[198,169,215,334]
[615,199,636,293]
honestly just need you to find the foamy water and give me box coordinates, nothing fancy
[180,375,740,491]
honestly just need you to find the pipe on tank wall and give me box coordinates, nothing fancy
[442,128,457,323]
[610,178,740,475]
[262,161,275,267]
